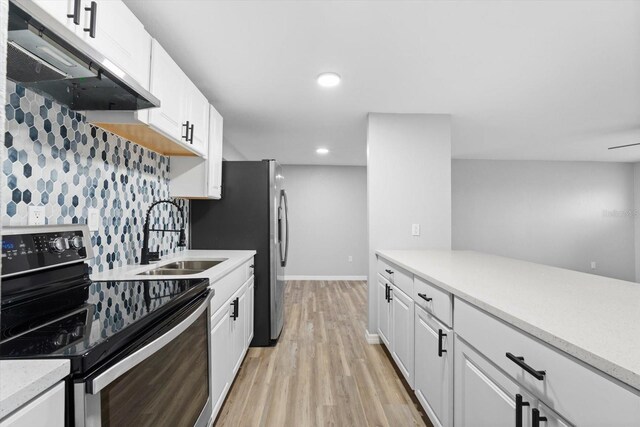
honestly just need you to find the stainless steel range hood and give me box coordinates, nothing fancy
[7,2,159,111]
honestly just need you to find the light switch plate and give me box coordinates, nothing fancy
[412,223,420,236]
[28,205,46,225]
[88,208,100,232]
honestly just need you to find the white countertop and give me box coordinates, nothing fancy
[0,359,70,419]
[377,249,640,391]
[91,249,256,283]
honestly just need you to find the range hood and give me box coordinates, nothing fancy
[7,2,159,111]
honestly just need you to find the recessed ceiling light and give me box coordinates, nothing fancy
[317,72,341,88]
[316,148,330,155]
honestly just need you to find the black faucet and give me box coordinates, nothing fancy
[140,199,187,265]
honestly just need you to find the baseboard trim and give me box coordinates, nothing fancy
[285,275,367,281]
[364,329,381,345]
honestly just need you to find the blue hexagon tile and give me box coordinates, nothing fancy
[2,82,188,272]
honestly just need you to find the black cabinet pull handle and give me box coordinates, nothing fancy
[67,0,81,24]
[418,293,432,302]
[438,329,447,357]
[515,394,530,427]
[188,124,195,143]
[384,269,394,275]
[231,298,239,320]
[83,1,97,38]
[182,121,191,140]
[532,409,547,426]
[388,286,393,302]
[506,352,546,380]
[384,284,389,302]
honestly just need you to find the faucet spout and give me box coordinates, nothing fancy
[140,199,186,265]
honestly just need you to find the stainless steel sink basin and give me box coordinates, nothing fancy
[137,268,204,276]
[161,260,225,270]
[136,259,226,276]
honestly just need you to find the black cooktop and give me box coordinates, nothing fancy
[0,277,209,377]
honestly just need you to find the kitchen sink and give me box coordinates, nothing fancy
[136,259,226,276]
[137,268,204,276]
[161,260,226,270]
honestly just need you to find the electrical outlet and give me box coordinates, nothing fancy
[348,256,353,262]
[28,205,46,225]
[88,208,100,232]
[590,261,597,270]
[411,223,420,236]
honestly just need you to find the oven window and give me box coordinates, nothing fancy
[100,311,209,427]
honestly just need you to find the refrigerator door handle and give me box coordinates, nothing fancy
[279,189,289,267]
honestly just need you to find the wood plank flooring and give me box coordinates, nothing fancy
[215,280,431,427]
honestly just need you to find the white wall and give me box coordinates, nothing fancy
[367,113,452,334]
[222,141,247,161]
[634,162,640,282]
[282,165,367,279]
[453,160,636,281]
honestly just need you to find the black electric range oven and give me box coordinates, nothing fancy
[1,225,213,427]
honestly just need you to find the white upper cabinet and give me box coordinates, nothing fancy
[79,0,152,90]
[207,105,223,198]
[170,104,223,199]
[30,0,151,90]
[31,0,80,32]
[146,39,187,142]
[184,79,209,156]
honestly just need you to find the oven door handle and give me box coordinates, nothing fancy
[88,291,213,394]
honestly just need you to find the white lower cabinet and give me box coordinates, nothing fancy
[209,259,255,423]
[0,382,65,427]
[246,277,255,347]
[414,306,452,427]
[390,284,414,387]
[210,302,232,418]
[377,275,391,346]
[454,336,532,427]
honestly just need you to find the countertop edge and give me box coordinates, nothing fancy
[375,249,640,392]
[0,359,70,419]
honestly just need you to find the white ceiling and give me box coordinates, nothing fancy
[124,0,640,166]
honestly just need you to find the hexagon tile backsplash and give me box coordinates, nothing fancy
[2,82,188,272]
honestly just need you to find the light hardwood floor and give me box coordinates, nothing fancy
[215,280,431,427]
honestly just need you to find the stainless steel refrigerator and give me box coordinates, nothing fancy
[190,160,289,346]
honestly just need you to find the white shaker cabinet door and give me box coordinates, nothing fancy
[207,105,223,199]
[31,0,80,33]
[414,305,453,427]
[210,303,232,420]
[377,277,391,346]
[80,0,152,90]
[454,337,533,427]
[390,284,414,387]
[0,382,65,427]
[147,39,187,142]
[245,276,255,347]
[183,79,209,156]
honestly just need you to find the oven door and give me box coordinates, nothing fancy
[74,291,213,427]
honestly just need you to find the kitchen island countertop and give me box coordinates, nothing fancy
[377,249,640,391]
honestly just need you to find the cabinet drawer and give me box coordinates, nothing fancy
[1,382,65,427]
[414,276,452,327]
[377,257,413,297]
[455,298,640,426]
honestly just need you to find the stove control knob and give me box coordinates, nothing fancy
[49,237,68,253]
[53,330,69,347]
[68,236,84,250]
